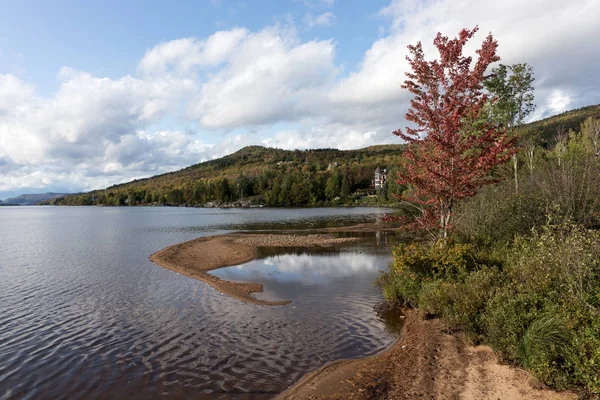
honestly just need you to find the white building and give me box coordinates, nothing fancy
[373,167,387,189]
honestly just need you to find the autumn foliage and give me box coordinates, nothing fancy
[392,27,517,240]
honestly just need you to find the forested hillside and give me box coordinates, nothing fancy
[520,104,600,145]
[48,104,600,208]
[49,145,406,207]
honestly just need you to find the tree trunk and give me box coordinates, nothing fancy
[527,148,534,172]
[512,153,519,195]
[439,200,453,243]
[524,140,535,172]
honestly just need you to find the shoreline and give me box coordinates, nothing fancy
[277,309,578,400]
[149,231,365,306]
[150,223,577,399]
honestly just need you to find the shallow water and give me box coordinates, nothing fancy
[0,207,399,399]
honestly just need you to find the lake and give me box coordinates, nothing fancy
[0,207,399,399]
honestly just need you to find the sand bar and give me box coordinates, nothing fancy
[150,232,360,305]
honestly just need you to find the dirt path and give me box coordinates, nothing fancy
[277,310,577,400]
[149,233,359,306]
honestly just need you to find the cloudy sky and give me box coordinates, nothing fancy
[0,0,598,199]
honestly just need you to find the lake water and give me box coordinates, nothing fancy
[0,207,399,399]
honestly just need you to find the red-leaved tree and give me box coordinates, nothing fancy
[393,27,517,241]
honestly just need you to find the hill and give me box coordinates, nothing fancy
[2,192,72,206]
[49,104,600,208]
[50,145,406,207]
[520,104,600,145]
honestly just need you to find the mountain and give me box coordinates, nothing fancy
[2,193,72,206]
[48,104,600,208]
[49,145,406,207]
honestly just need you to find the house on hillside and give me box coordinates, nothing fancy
[373,166,388,190]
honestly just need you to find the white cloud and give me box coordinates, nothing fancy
[185,26,337,128]
[0,69,195,164]
[304,12,336,28]
[332,0,600,124]
[139,38,203,76]
[329,33,406,108]
[0,74,35,114]
[138,28,248,76]
[547,90,573,114]
[0,129,214,194]
[262,122,391,150]
[0,68,201,195]
[2,0,600,197]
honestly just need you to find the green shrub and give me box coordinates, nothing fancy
[419,267,502,338]
[378,269,421,307]
[378,241,483,307]
[567,318,600,394]
[391,241,480,280]
[485,224,600,392]
[454,180,546,246]
[380,223,600,394]
[484,288,537,361]
[520,315,571,388]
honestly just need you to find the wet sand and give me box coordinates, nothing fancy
[277,310,577,400]
[150,232,360,305]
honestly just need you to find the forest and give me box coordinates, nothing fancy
[47,102,600,209]
[48,145,406,207]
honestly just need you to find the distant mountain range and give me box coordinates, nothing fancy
[0,193,72,206]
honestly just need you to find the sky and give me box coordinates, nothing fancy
[0,0,599,200]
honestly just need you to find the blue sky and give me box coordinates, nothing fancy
[0,0,385,94]
[1,0,599,199]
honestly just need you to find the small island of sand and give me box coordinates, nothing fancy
[150,232,361,305]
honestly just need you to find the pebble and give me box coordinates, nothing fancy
[235,234,359,247]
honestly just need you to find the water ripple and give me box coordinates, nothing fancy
[0,207,398,399]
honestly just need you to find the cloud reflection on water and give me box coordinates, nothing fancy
[212,252,389,286]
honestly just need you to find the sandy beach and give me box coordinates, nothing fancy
[150,232,360,305]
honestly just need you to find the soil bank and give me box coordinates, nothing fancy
[277,310,578,400]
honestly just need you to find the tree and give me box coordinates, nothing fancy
[523,137,537,173]
[581,117,600,157]
[392,26,517,241]
[278,173,295,205]
[537,132,600,227]
[325,172,340,200]
[193,180,205,203]
[236,174,252,199]
[484,63,536,194]
[386,167,404,201]
[340,174,351,199]
[379,180,389,200]
[291,179,310,205]
[216,178,231,202]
